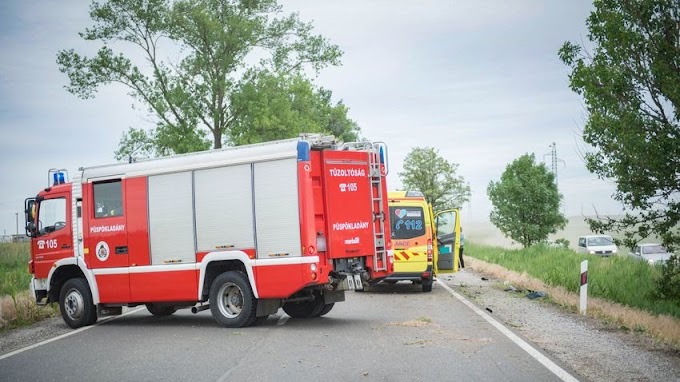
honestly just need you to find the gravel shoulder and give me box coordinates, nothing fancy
[441,263,680,382]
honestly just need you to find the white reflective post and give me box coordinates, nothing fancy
[579,260,588,315]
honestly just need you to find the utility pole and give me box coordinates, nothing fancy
[544,143,566,215]
[544,142,566,188]
[16,212,19,235]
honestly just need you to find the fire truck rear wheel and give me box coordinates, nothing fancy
[317,303,335,317]
[59,278,97,329]
[252,315,269,325]
[282,293,325,318]
[145,304,177,316]
[209,271,257,328]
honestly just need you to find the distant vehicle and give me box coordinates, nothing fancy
[630,243,673,265]
[577,235,618,256]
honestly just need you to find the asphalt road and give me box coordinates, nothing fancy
[0,279,579,382]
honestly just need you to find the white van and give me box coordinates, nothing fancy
[577,235,618,256]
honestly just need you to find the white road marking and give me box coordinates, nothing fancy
[437,279,580,382]
[0,308,144,361]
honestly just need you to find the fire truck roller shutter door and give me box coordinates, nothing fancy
[194,164,255,252]
[253,158,301,259]
[148,171,196,265]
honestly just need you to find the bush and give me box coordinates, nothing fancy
[554,238,570,248]
[655,254,680,302]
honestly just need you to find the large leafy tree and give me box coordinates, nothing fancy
[398,147,470,211]
[487,154,567,248]
[559,0,680,249]
[228,70,360,146]
[58,0,356,159]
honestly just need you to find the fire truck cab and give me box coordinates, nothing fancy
[24,135,393,328]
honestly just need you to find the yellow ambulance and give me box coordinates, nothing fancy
[384,191,461,291]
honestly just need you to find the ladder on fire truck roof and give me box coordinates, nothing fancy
[368,143,388,272]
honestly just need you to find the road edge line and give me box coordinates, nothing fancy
[437,279,579,382]
[0,307,144,361]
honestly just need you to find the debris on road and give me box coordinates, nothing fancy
[526,291,547,299]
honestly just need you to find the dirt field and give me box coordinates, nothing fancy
[466,216,626,251]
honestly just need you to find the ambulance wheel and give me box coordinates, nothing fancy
[283,294,325,318]
[422,277,433,292]
[59,278,97,329]
[316,303,335,317]
[209,271,257,328]
[146,304,177,316]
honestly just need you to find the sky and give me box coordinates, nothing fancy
[0,0,624,237]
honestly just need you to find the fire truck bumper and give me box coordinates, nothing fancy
[31,278,48,305]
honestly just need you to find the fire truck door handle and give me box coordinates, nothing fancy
[61,244,71,249]
[115,246,128,255]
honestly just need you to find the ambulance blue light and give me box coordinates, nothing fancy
[297,141,311,161]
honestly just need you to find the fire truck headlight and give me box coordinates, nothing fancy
[310,263,317,272]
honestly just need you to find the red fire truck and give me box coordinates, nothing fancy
[24,135,392,328]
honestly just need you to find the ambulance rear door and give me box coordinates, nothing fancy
[434,209,460,274]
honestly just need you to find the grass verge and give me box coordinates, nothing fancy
[467,242,679,318]
[0,243,58,330]
[466,243,680,348]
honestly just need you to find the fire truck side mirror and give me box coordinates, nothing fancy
[24,198,38,238]
[26,222,38,238]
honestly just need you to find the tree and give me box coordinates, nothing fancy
[487,154,567,248]
[227,70,360,146]
[398,147,470,211]
[58,0,357,159]
[558,0,680,249]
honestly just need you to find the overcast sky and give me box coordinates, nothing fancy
[0,0,623,236]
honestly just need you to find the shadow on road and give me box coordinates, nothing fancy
[361,281,436,295]
[97,310,372,330]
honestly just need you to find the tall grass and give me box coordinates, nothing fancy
[0,242,32,298]
[0,242,57,329]
[467,242,680,319]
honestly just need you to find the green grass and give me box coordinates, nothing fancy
[0,242,31,298]
[0,242,58,330]
[467,242,680,319]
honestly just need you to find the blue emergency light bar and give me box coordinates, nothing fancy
[48,168,68,186]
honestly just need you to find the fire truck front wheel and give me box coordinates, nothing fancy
[59,278,97,329]
[209,271,257,328]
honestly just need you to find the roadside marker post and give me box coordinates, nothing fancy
[580,260,588,315]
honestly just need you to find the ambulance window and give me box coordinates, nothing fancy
[94,180,123,218]
[39,198,67,235]
[389,206,425,240]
